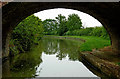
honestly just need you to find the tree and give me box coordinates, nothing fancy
[10,15,44,55]
[67,14,83,31]
[42,19,57,35]
[55,14,68,36]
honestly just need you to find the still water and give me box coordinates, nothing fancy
[3,37,98,78]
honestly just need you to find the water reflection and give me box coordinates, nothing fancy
[3,37,97,78]
[2,42,43,77]
[42,38,82,61]
[35,53,97,77]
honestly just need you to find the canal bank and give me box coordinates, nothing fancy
[80,51,120,79]
[44,35,120,79]
[43,35,86,42]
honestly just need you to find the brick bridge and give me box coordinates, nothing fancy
[2,2,120,57]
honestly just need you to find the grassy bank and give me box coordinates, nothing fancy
[53,35,111,52]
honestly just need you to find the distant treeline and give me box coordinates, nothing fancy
[42,14,109,39]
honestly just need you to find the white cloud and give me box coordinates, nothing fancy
[34,8,102,27]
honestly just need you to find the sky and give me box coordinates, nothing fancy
[34,8,102,28]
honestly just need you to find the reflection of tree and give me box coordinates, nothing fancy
[42,38,59,55]
[58,39,80,61]
[3,38,82,78]
[56,43,67,60]
[8,44,43,77]
[42,38,82,61]
[56,40,67,60]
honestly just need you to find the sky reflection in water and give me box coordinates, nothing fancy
[35,38,97,77]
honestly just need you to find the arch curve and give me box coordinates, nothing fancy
[2,2,120,57]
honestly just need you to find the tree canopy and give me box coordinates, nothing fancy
[42,19,57,35]
[67,14,83,31]
[55,14,68,36]
[42,14,83,36]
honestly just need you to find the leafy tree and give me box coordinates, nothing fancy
[42,19,57,35]
[55,14,68,36]
[10,15,44,55]
[67,14,83,31]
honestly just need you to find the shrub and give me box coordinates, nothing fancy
[64,26,110,40]
[65,27,94,36]
[90,27,102,37]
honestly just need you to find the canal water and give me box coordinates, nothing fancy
[2,37,100,78]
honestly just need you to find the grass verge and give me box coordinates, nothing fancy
[61,36,111,52]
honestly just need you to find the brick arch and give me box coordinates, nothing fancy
[2,2,120,57]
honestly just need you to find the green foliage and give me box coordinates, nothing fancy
[9,39,20,55]
[42,13,83,36]
[67,14,83,31]
[42,19,58,35]
[10,13,110,56]
[10,15,44,56]
[90,27,103,37]
[65,26,110,40]
[100,27,110,39]
[118,62,120,66]
[90,26,109,39]
[64,27,94,36]
[42,13,109,39]
[55,14,68,36]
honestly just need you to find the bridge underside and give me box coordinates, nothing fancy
[2,2,120,57]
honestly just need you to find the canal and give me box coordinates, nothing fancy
[2,37,105,78]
